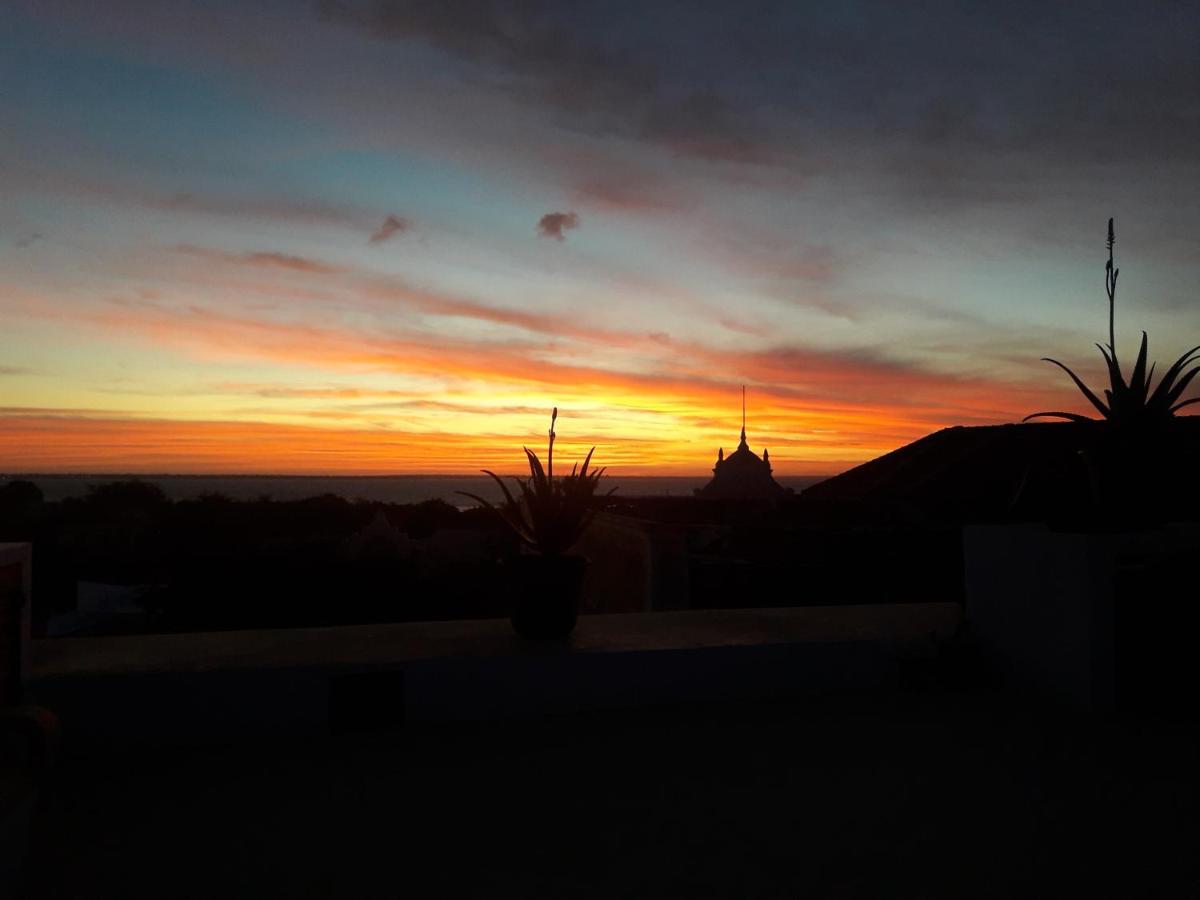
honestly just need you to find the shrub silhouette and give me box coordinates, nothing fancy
[0,480,43,509]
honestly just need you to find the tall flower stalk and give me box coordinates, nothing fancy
[1025,218,1200,426]
[1106,218,1116,361]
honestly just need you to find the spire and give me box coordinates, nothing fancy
[739,385,747,447]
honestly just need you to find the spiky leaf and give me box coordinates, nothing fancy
[1023,411,1098,424]
[1041,357,1110,417]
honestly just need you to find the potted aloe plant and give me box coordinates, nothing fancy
[1023,217,1199,523]
[460,408,613,639]
[964,218,1200,709]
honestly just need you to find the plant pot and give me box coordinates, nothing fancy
[1079,423,1187,526]
[505,554,588,640]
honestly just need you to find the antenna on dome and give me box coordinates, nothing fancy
[740,384,747,444]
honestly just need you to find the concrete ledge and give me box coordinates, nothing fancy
[29,604,959,750]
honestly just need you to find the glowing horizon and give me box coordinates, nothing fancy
[3,2,1197,476]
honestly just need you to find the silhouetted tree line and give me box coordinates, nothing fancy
[0,480,516,636]
[2,477,973,636]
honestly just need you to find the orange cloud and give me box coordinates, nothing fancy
[8,247,1092,474]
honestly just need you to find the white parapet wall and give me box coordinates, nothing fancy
[964,525,1116,709]
[29,604,960,752]
[963,523,1200,710]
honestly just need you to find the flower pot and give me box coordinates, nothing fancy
[1079,423,1190,526]
[505,554,588,640]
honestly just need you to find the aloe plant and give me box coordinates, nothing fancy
[1026,218,1200,425]
[459,408,614,556]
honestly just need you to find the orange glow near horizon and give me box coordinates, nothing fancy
[0,411,914,476]
[0,273,1091,476]
[0,366,1073,476]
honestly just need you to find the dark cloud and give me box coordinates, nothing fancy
[320,0,1199,180]
[0,367,31,376]
[537,211,579,241]
[369,214,409,244]
[318,0,767,162]
[14,232,45,248]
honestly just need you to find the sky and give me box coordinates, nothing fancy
[2,0,1198,475]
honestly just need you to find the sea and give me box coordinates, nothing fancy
[2,474,828,506]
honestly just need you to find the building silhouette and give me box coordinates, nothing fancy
[696,388,789,500]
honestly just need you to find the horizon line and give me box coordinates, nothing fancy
[1,471,834,480]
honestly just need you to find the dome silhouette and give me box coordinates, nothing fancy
[696,387,789,500]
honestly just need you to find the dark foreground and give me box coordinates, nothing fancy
[41,688,1199,899]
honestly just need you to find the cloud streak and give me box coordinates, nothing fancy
[171,245,346,275]
[45,286,1074,440]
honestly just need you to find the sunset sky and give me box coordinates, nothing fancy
[2,0,1198,475]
